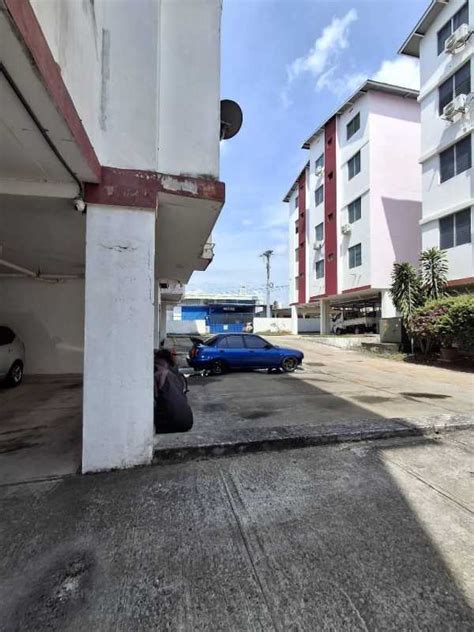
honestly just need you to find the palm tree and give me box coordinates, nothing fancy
[419,247,448,300]
[390,262,423,353]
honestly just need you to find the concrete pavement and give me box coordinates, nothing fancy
[1,432,473,631]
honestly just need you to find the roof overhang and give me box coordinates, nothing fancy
[301,80,419,149]
[399,0,450,58]
[283,161,309,203]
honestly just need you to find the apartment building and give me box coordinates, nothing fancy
[0,0,228,472]
[401,0,473,289]
[285,81,422,333]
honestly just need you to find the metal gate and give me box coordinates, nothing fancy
[206,312,253,334]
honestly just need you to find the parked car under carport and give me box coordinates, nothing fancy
[0,326,25,386]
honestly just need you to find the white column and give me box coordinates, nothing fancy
[320,299,331,334]
[291,305,298,335]
[381,290,397,318]
[82,205,155,473]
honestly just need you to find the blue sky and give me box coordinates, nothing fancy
[188,0,428,304]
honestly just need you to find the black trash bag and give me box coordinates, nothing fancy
[154,354,193,434]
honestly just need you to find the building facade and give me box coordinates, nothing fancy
[401,0,473,290]
[285,81,422,333]
[0,0,228,472]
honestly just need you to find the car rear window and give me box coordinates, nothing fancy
[0,326,15,345]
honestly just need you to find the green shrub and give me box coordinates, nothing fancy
[410,295,474,353]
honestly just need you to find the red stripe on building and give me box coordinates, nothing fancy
[297,170,306,304]
[324,117,337,296]
[4,0,101,182]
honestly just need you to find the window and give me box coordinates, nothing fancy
[225,335,245,349]
[348,197,362,223]
[348,243,362,268]
[315,153,324,172]
[440,135,472,182]
[315,185,324,206]
[315,222,324,242]
[315,259,325,279]
[438,3,469,54]
[0,327,15,346]
[439,62,471,115]
[346,113,360,140]
[295,248,299,261]
[245,335,268,349]
[348,152,361,179]
[440,208,471,249]
[295,225,299,234]
[294,195,299,208]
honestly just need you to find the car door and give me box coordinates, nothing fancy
[216,334,247,368]
[0,327,14,377]
[244,335,278,368]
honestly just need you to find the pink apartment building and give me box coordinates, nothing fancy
[285,80,422,334]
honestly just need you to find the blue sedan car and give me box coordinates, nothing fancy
[187,333,304,375]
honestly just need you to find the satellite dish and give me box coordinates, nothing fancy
[220,99,243,140]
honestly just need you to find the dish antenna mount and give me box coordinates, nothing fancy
[220,99,243,140]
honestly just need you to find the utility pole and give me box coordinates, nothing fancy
[260,249,274,318]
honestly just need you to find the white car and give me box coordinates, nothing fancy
[0,326,25,386]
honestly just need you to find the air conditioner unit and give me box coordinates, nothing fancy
[442,93,469,121]
[341,224,352,235]
[444,24,472,54]
[314,240,324,250]
[315,166,324,177]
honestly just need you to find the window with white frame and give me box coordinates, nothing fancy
[438,61,471,115]
[294,195,299,208]
[440,208,471,249]
[437,2,469,55]
[348,243,362,268]
[440,135,472,183]
[315,154,324,172]
[346,113,360,140]
[348,151,361,180]
[315,259,325,279]
[315,185,324,206]
[315,222,324,242]
[348,197,362,223]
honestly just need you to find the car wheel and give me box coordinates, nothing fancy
[335,328,342,336]
[281,356,298,373]
[7,360,23,387]
[209,360,226,376]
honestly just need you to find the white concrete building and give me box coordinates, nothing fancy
[400,0,473,290]
[0,0,229,472]
[285,81,422,333]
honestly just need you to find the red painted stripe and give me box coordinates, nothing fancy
[324,117,337,296]
[4,0,101,182]
[341,285,372,294]
[297,171,307,303]
[85,167,225,208]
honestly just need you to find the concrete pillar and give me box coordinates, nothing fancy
[82,205,155,473]
[320,299,331,334]
[291,305,298,335]
[381,290,397,318]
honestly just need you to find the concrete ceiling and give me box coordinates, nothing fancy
[0,194,85,276]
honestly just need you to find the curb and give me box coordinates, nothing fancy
[153,416,473,464]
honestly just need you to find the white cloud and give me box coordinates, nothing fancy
[281,9,358,106]
[288,9,358,82]
[316,67,367,97]
[241,218,253,227]
[372,56,420,90]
